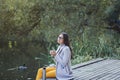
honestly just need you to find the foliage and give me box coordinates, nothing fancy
[0,0,120,80]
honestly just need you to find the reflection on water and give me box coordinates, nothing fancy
[7,64,27,71]
[0,46,52,80]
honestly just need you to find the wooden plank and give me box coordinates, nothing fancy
[77,60,120,80]
[73,59,116,73]
[72,59,120,80]
[114,76,120,80]
[73,59,118,79]
[84,61,120,79]
[98,67,120,80]
[72,58,106,70]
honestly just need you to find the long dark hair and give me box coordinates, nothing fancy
[61,32,73,59]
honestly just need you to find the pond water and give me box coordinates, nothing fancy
[0,47,53,80]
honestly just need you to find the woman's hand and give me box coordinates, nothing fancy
[50,50,56,56]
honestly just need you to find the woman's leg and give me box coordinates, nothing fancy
[46,69,56,78]
[35,68,42,80]
[35,67,56,80]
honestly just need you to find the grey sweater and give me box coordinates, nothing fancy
[54,44,74,80]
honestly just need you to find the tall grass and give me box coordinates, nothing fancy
[71,28,120,65]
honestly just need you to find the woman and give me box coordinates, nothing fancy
[50,32,74,80]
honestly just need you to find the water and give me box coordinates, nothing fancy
[0,47,51,80]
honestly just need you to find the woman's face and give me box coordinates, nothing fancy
[57,34,64,44]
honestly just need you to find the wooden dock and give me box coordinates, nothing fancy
[42,58,120,80]
[72,58,120,80]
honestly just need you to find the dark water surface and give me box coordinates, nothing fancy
[0,46,51,80]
